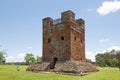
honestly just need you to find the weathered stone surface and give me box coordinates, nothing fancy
[26,62,50,71]
[54,61,98,74]
[26,61,98,75]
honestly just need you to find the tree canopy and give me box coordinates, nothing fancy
[36,56,42,62]
[95,49,120,67]
[24,53,35,65]
[0,51,6,63]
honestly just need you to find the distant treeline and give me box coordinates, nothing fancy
[95,49,120,67]
[4,62,27,65]
[1,49,120,67]
[0,51,42,65]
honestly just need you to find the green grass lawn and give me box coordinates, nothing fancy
[0,65,120,80]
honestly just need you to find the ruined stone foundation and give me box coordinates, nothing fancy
[26,61,98,75]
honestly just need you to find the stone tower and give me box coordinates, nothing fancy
[42,10,85,62]
[27,10,98,73]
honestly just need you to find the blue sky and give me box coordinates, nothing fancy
[0,0,120,62]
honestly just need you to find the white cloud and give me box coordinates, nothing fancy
[86,51,97,62]
[107,46,120,51]
[6,56,16,62]
[97,0,120,15]
[96,46,120,54]
[96,50,106,54]
[99,38,109,43]
[6,47,33,62]
[6,53,25,62]
[86,46,120,62]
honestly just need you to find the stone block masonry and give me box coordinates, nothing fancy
[42,10,85,62]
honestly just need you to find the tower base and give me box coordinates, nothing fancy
[26,61,98,75]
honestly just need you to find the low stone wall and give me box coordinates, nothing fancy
[26,61,98,75]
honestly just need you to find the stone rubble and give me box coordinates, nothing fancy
[26,61,98,75]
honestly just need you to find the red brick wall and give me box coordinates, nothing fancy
[42,23,71,61]
[70,25,85,61]
[42,10,85,62]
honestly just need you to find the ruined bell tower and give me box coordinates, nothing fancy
[42,10,85,62]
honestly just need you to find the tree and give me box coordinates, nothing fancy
[36,56,42,62]
[95,49,119,67]
[116,50,120,69]
[0,51,6,64]
[86,58,92,63]
[24,53,35,65]
[95,54,107,67]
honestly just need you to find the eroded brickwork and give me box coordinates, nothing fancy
[42,10,85,62]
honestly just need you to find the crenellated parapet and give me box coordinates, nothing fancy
[43,10,85,34]
[43,17,53,28]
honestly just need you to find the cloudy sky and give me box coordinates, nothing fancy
[0,0,120,62]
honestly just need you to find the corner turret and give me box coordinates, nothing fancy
[61,10,75,23]
[42,17,53,28]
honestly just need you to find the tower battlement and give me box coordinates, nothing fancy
[43,10,85,34]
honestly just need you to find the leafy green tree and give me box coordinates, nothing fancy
[0,51,6,64]
[95,54,106,67]
[86,58,92,63]
[116,51,120,69]
[24,53,35,65]
[95,49,119,67]
[36,56,42,62]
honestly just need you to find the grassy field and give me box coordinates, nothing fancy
[0,65,120,80]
